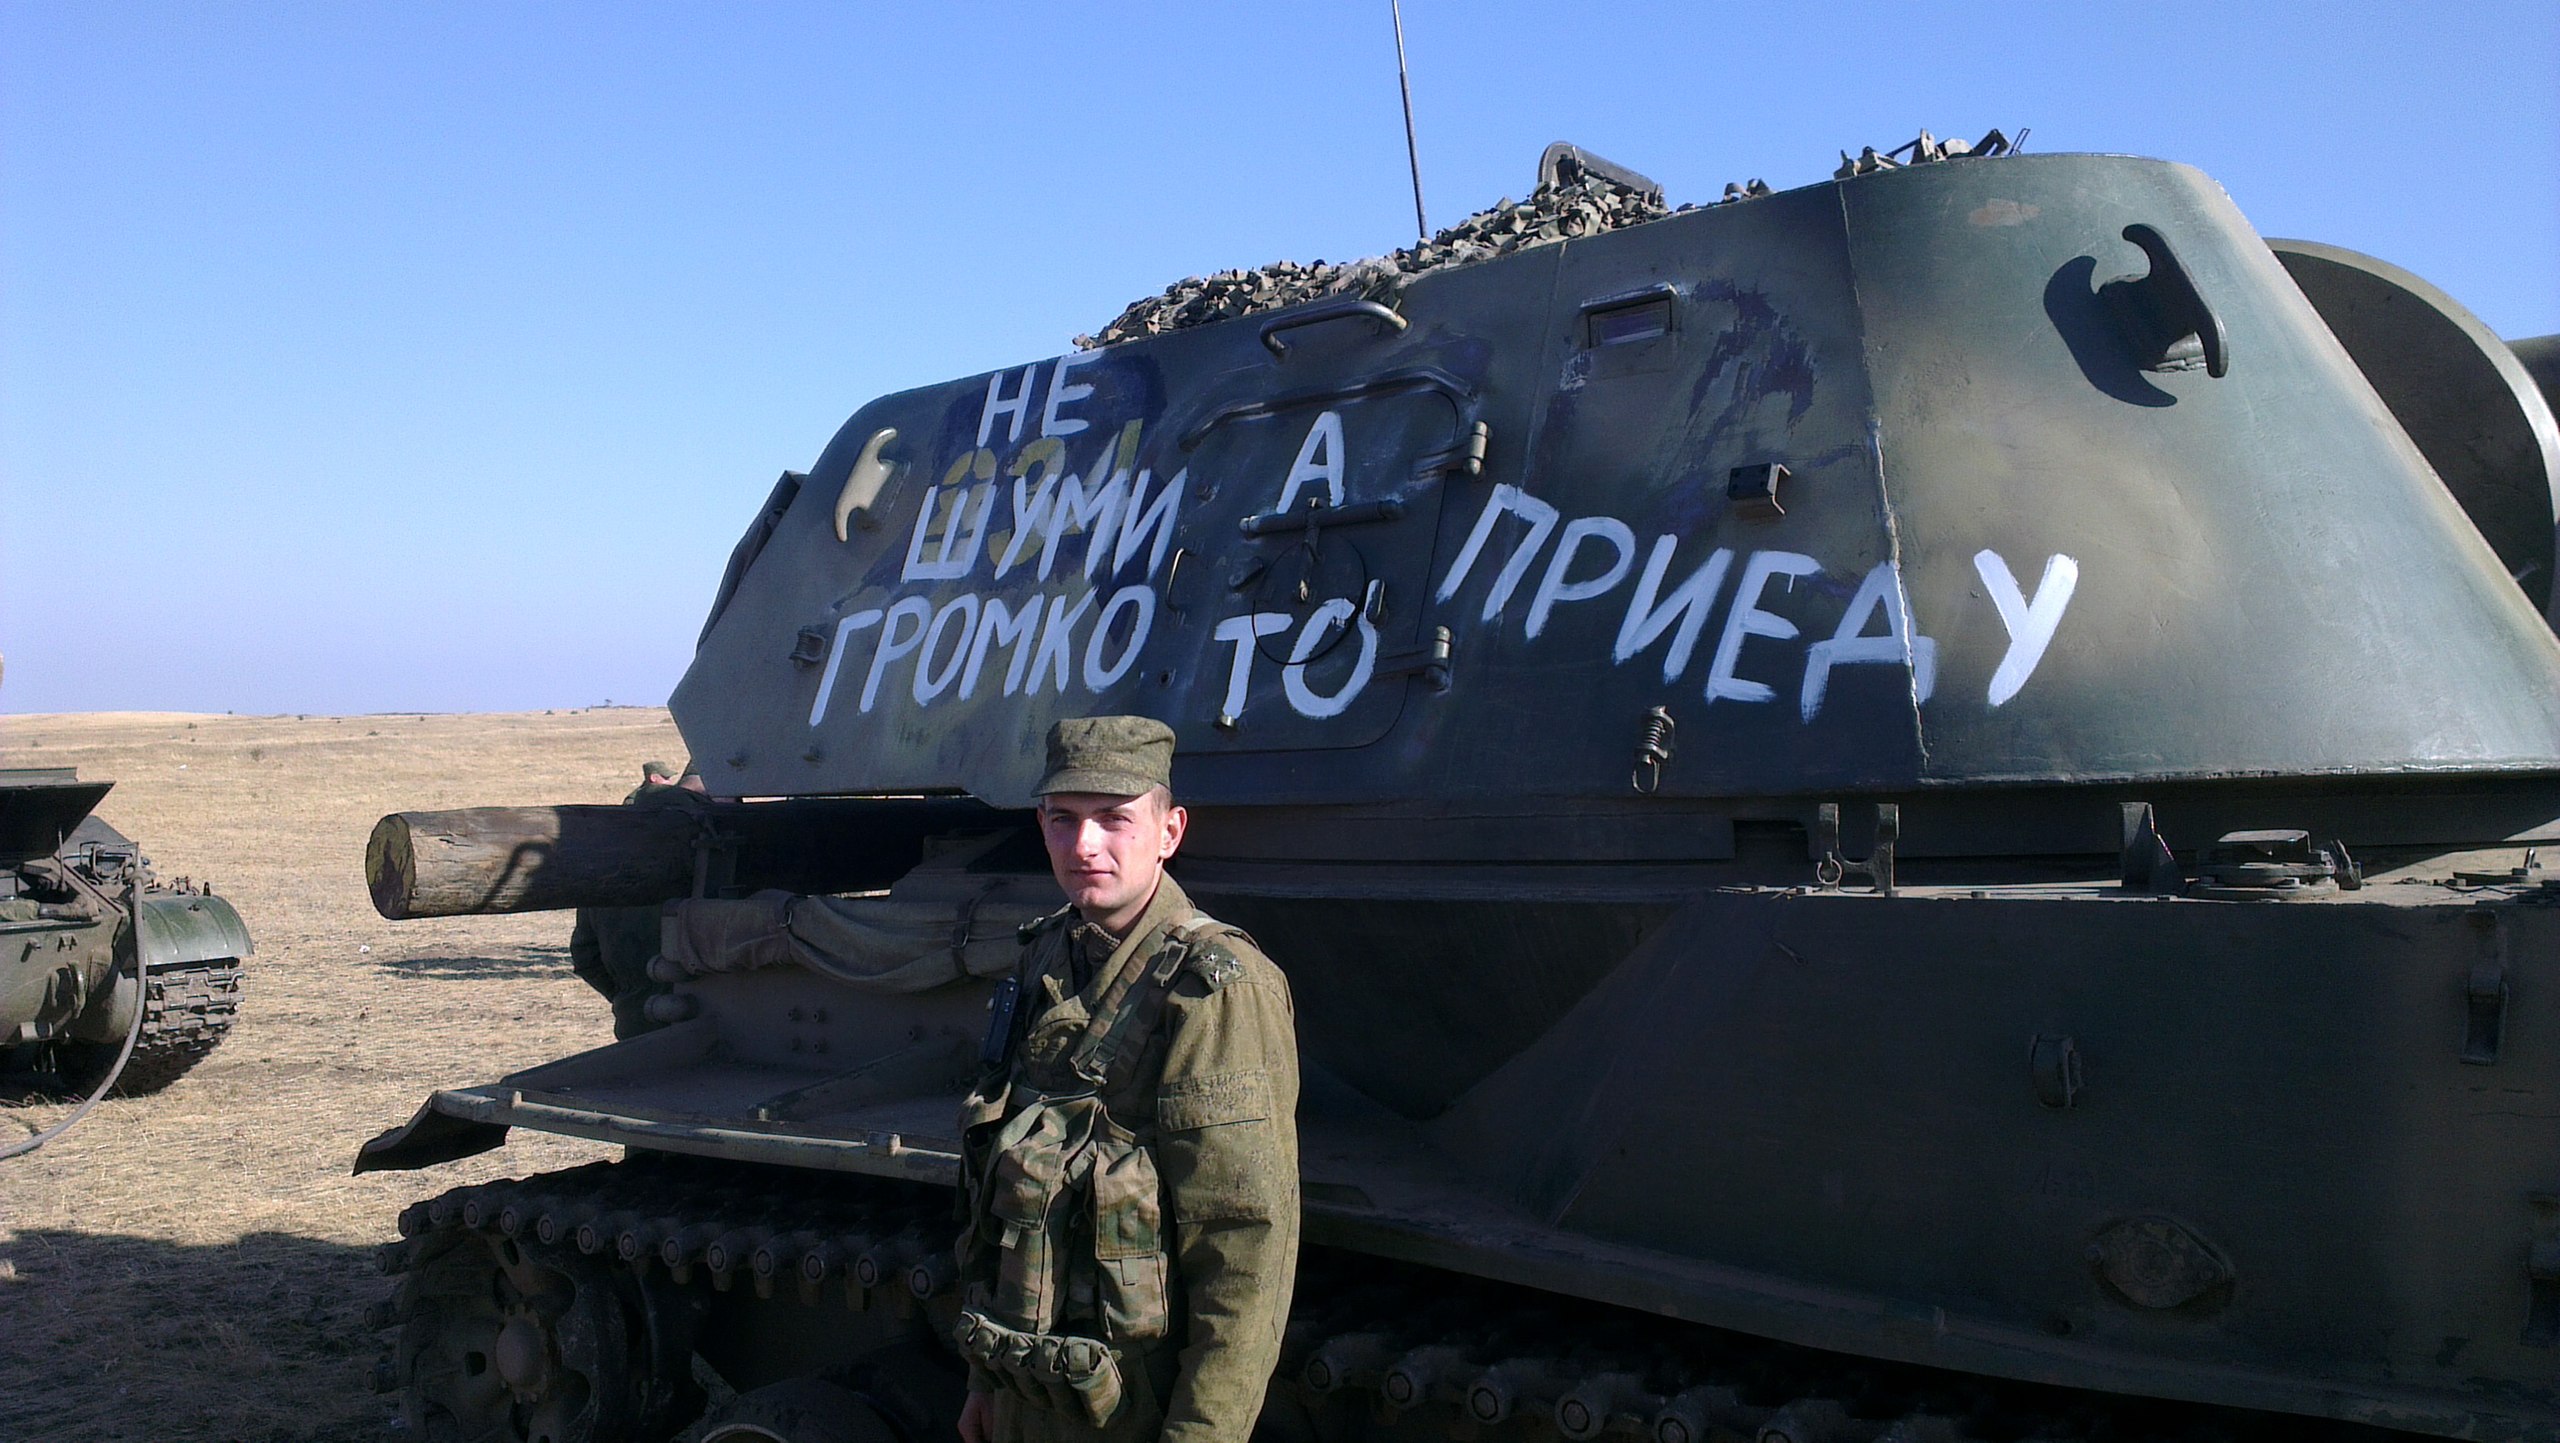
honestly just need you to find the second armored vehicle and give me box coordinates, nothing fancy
[1,768,250,1102]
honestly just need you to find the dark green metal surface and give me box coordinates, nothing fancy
[2269,238,2560,628]
[672,153,2560,822]
[0,778,115,864]
[134,891,254,970]
[381,148,2560,1440]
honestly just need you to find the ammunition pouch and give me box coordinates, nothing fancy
[955,1309,1125,1427]
[1089,1140,1168,1340]
[980,1091,1098,1333]
[966,1090,1170,1343]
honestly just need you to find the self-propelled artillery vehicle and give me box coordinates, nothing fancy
[356,139,2560,1443]
[2,769,248,1110]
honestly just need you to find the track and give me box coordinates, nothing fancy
[372,1157,960,1443]
[57,958,245,1097]
[376,1159,2396,1443]
[4,957,246,1102]
[1272,1251,2386,1443]
[380,1157,961,1310]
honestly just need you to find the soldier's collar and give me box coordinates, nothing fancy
[1072,875,1192,1006]
[1062,874,1197,1087]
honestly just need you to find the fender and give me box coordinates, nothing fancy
[135,892,252,969]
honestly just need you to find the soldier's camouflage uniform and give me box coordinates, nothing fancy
[956,874,1300,1443]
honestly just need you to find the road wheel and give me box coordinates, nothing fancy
[395,1228,701,1442]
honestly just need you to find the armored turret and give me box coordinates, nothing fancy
[357,142,2560,1443]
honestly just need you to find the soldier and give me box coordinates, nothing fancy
[954,716,1301,1443]
[567,760,704,1036]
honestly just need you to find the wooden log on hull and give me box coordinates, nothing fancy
[367,805,697,920]
[366,796,1015,920]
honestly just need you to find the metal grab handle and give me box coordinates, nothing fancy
[2100,223,2229,378]
[1260,298,1408,358]
[1178,366,1469,450]
[1239,497,1407,537]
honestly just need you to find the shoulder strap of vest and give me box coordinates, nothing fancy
[1068,912,1219,1087]
[1017,907,1073,946]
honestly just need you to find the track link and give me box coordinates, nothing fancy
[105,958,244,1095]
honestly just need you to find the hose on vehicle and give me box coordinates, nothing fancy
[0,875,151,1161]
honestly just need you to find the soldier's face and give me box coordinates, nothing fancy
[1036,789,1187,933]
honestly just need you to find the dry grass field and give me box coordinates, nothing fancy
[0,708,687,1441]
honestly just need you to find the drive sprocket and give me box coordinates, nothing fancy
[389,1225,702,1443]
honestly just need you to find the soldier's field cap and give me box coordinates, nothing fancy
[640,760,678,782]
[1036,716,1174,799]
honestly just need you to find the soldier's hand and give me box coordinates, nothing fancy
[959,1388,995,1443]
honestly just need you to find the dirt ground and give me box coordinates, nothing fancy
[0,708,688,1441]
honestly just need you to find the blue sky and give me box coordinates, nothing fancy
[3,1,2553,716]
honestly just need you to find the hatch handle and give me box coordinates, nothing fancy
[1240,496,1407,537]
[1180,367,1470,449]
[1261,298,1409,359]
[2100,224,2229,378]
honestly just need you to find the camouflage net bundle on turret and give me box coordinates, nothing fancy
[1077,130,2028,348]
[1078,171,1674,349]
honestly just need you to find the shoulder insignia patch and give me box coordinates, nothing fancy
[1183,946,1244,990]
[1162,914,1257,990]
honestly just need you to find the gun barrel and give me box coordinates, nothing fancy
[364,796,1013,920]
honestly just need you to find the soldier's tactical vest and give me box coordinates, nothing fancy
[955,912,1244,1426]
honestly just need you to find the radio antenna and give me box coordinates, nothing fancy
[1391,0,1428,241]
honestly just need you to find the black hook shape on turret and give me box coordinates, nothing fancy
[2100,223,2230,379]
